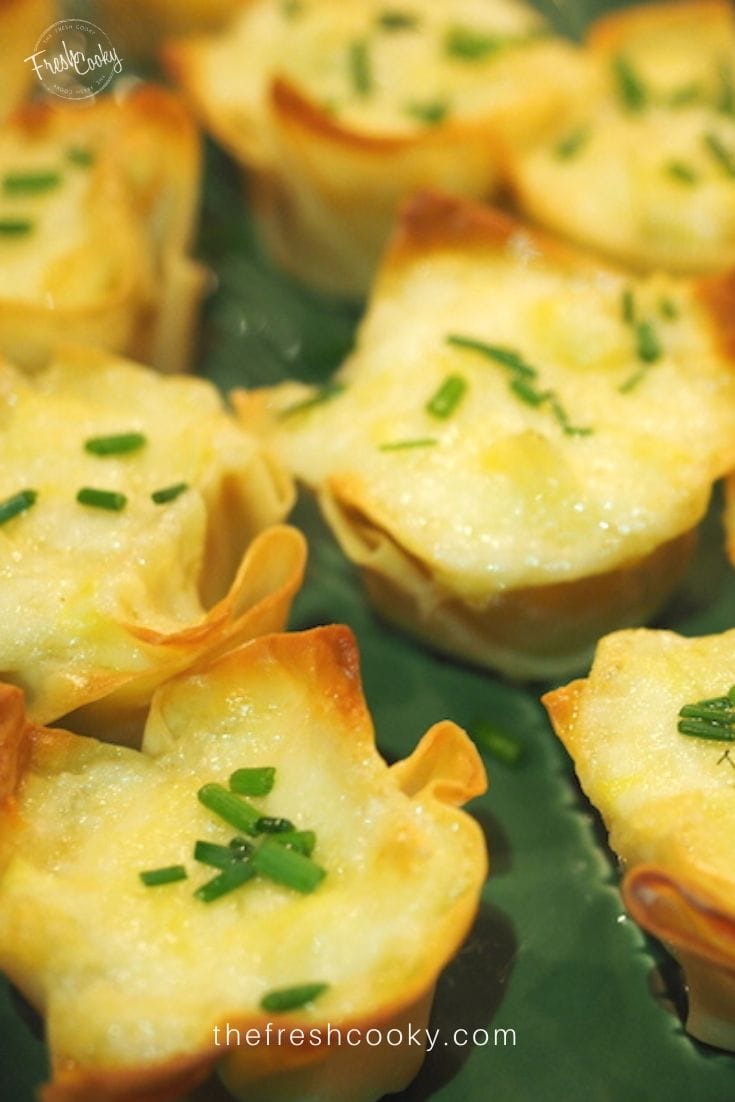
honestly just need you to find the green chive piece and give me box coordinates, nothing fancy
[621,287,635,324]
[151,482,188,504]
[377,10,417,30]
[140,865,187,886]
[278,382,345,419]
[469,720,523,766]
[230,836,252,858]
[261,983,329,1012]
[67,147,95,167]
[447,335,537,377]
[348,38,372,96]
[405,99,449,126]
[510,377,550,407]
[659,297,679,320]
[678,718,735,741]
[718,61,735,117]
[635,319,662,363]
[665,160,698,185]
[270,830,317,857]
[613,54,647,112]
[0,489,37,527]
[84,432,146,456]
[379,437,438,451]
[252,837,326,893]
[195,859,256,903]
[281,0,303,16]
[704,131,735,178]
[194,839,253,870]
[256,816,296,834]
[229,766,276,797]
[0,218,33,236]
[666,82,702,107]
[679,703,735,723]
[426,374,467,418]
[553,126,590,160]
[444,24,502,60]
[618,367,649,394]
[76,488,127,512]
[549,399,593,437]
[197,782,262,836]
[3,171,61,195]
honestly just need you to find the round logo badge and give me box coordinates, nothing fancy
[25,19,123,101]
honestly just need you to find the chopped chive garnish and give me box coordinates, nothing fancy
[377,10,417,30]
[0,218,33,236]
[195,859,256,903]
[718,61,735,117]
[635,319,661,363]
[550,399,593,437]
[379,437,438,451]
[256,816,296,834]
[197,782,262,836]
[348,38,372,96]
[704,131,735,178]
[444,24,502,60]
[3,171,61,195]
[140,865,187,886]
[666,82,701,107]
[278,382,345,419]
[678,687,735,741]
[448,333,591,435]
[260,983,329,1012]
[252,837,326,893]
[469,720,523,766]
[510,377,550,407]
[67,147,94,167]
[270,830,317,857]
[447,335,537,377]
[230,836,252,858]
[194,839,252,870]
[151,482,188,504]
[405,99,449,126]
[281,0,304,15]
[426,374,467,418]
[230,766,276,796]
[0,489,37,527]
[665,160,698,185]
[613,54,647,112]
[84,431,146,456]
[621,287,635,324]
[659,297,679,320]
[618,367,648,394]
[553,126,590,160]
[76,487,127,512]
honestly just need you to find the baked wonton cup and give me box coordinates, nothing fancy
[544,626,735,1051]
[0,83,204,373]
[0,625,488,1102]
[506,0,735,275]
[0,345,301,744]
[237,191,735,680]
[165,0,588,296]
[0,0,53,122]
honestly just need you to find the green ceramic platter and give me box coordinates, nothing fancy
[3,2,735,1099]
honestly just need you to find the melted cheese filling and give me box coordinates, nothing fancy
[267,245,735,600]
[0,134,144,305]
[515,9,735,264]
[565,627,735,895]
[200,0,553,138]
[0,356,260,686]
[0,648,479,1066]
